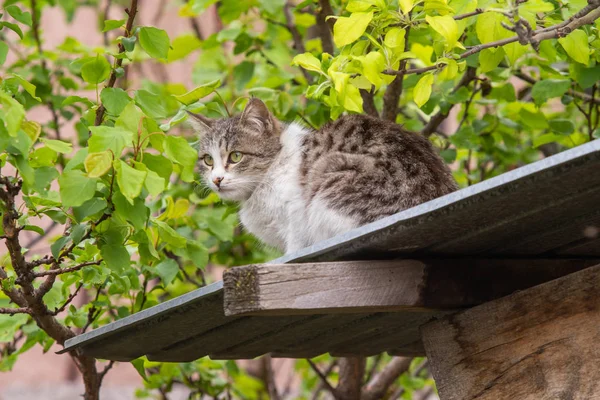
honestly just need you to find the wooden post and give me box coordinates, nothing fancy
[421,263,600,400]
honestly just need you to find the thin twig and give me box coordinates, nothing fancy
[382,23,412,121]
[0,307,32,315]
[33,260,102,277]
[50,283,83,315]
[316,0,335,54]
[307,359,339,399]
[283,1,313,83]
[94,0,139,126]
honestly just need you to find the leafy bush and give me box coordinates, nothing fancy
[0,0,598,398]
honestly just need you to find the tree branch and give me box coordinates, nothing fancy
[0,307,32,315]
[362,357,412,400]
[382,24,411,121]
[283,1,313,83]
[336,357,365,400]
[454,8,484,20]
[49,283,83,316]
[515,70,600,105]
[360,88,379,117]
[94,0,139,126]
[316,0,335,54]
[33,260,102,278]
[307,359,339,399]
[384,5,600,77]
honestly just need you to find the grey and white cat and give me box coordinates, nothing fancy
[190,98,457,253]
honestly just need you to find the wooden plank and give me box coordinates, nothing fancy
[210,314,367,360]
[493,209,600,255]
[329,312,441,357]
[330,311,446,357]
[271,313,392,358]
[224,259,596,316]
[421,263,600,400]
[147,315,311,362]
[61,282,227,361]
[429,183,600,255]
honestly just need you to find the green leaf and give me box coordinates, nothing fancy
[186,241,209,267]
[475,13,510,53]
[479,48,505,73]
[138,27,170,59]
[100,244,130,273]
[361,51,385,88]
[58,170,97,208]
[549,119,575,135]
[88,126,134,156]
[426,15,458,51]
[103,19,126,32]
[40,138,73,154]
[291,53,323,74]
[167,34,202,62]
[131,359,148,381]
[22,121,41,143]
[154,259,179,286]
[100,88,131,115]
[164,136,198,182]
[122,36,136,52]
[333,12,373,47]
[84,151,113,178]
[133,161,165,196]
[0,42,8,66]
[414,74,434,108]
[81,55,111,84]
[5,5,32,26]
[135,90,167,119]
[153,220,187,248]
[115,159,147,203]
[347,0,375,12]
[113,192,149,231]
[531,79,571,106]
[2,21,23,39]
[399,0,414,14]
[519,108,548,129]
[62,95,93,107]
[73,198,108,222]
[559,29,590,65]
[384,28,406,53]
[11,74,41,101]
[533,133,564,148]
[0,89,25,137]
[173,80,221,105]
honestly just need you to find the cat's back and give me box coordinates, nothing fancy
[300,114,457,224]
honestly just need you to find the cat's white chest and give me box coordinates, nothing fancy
[239,124,308,251]
[238,123,359,253]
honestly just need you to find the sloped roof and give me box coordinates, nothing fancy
[62,140,600,361]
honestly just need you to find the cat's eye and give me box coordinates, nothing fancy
[203,154,214,166]
[229,151,243,163]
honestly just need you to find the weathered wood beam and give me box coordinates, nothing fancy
[421,263,600,400]
[223,259,597,316]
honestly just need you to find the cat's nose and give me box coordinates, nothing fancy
[213,176,224,188]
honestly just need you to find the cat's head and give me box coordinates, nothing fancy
[189,98,283,202]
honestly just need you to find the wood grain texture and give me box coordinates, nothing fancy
[421,263,600,400]
[224,259,596,316]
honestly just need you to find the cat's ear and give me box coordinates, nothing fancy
[240,98,277,133]
[187,111,214,133]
